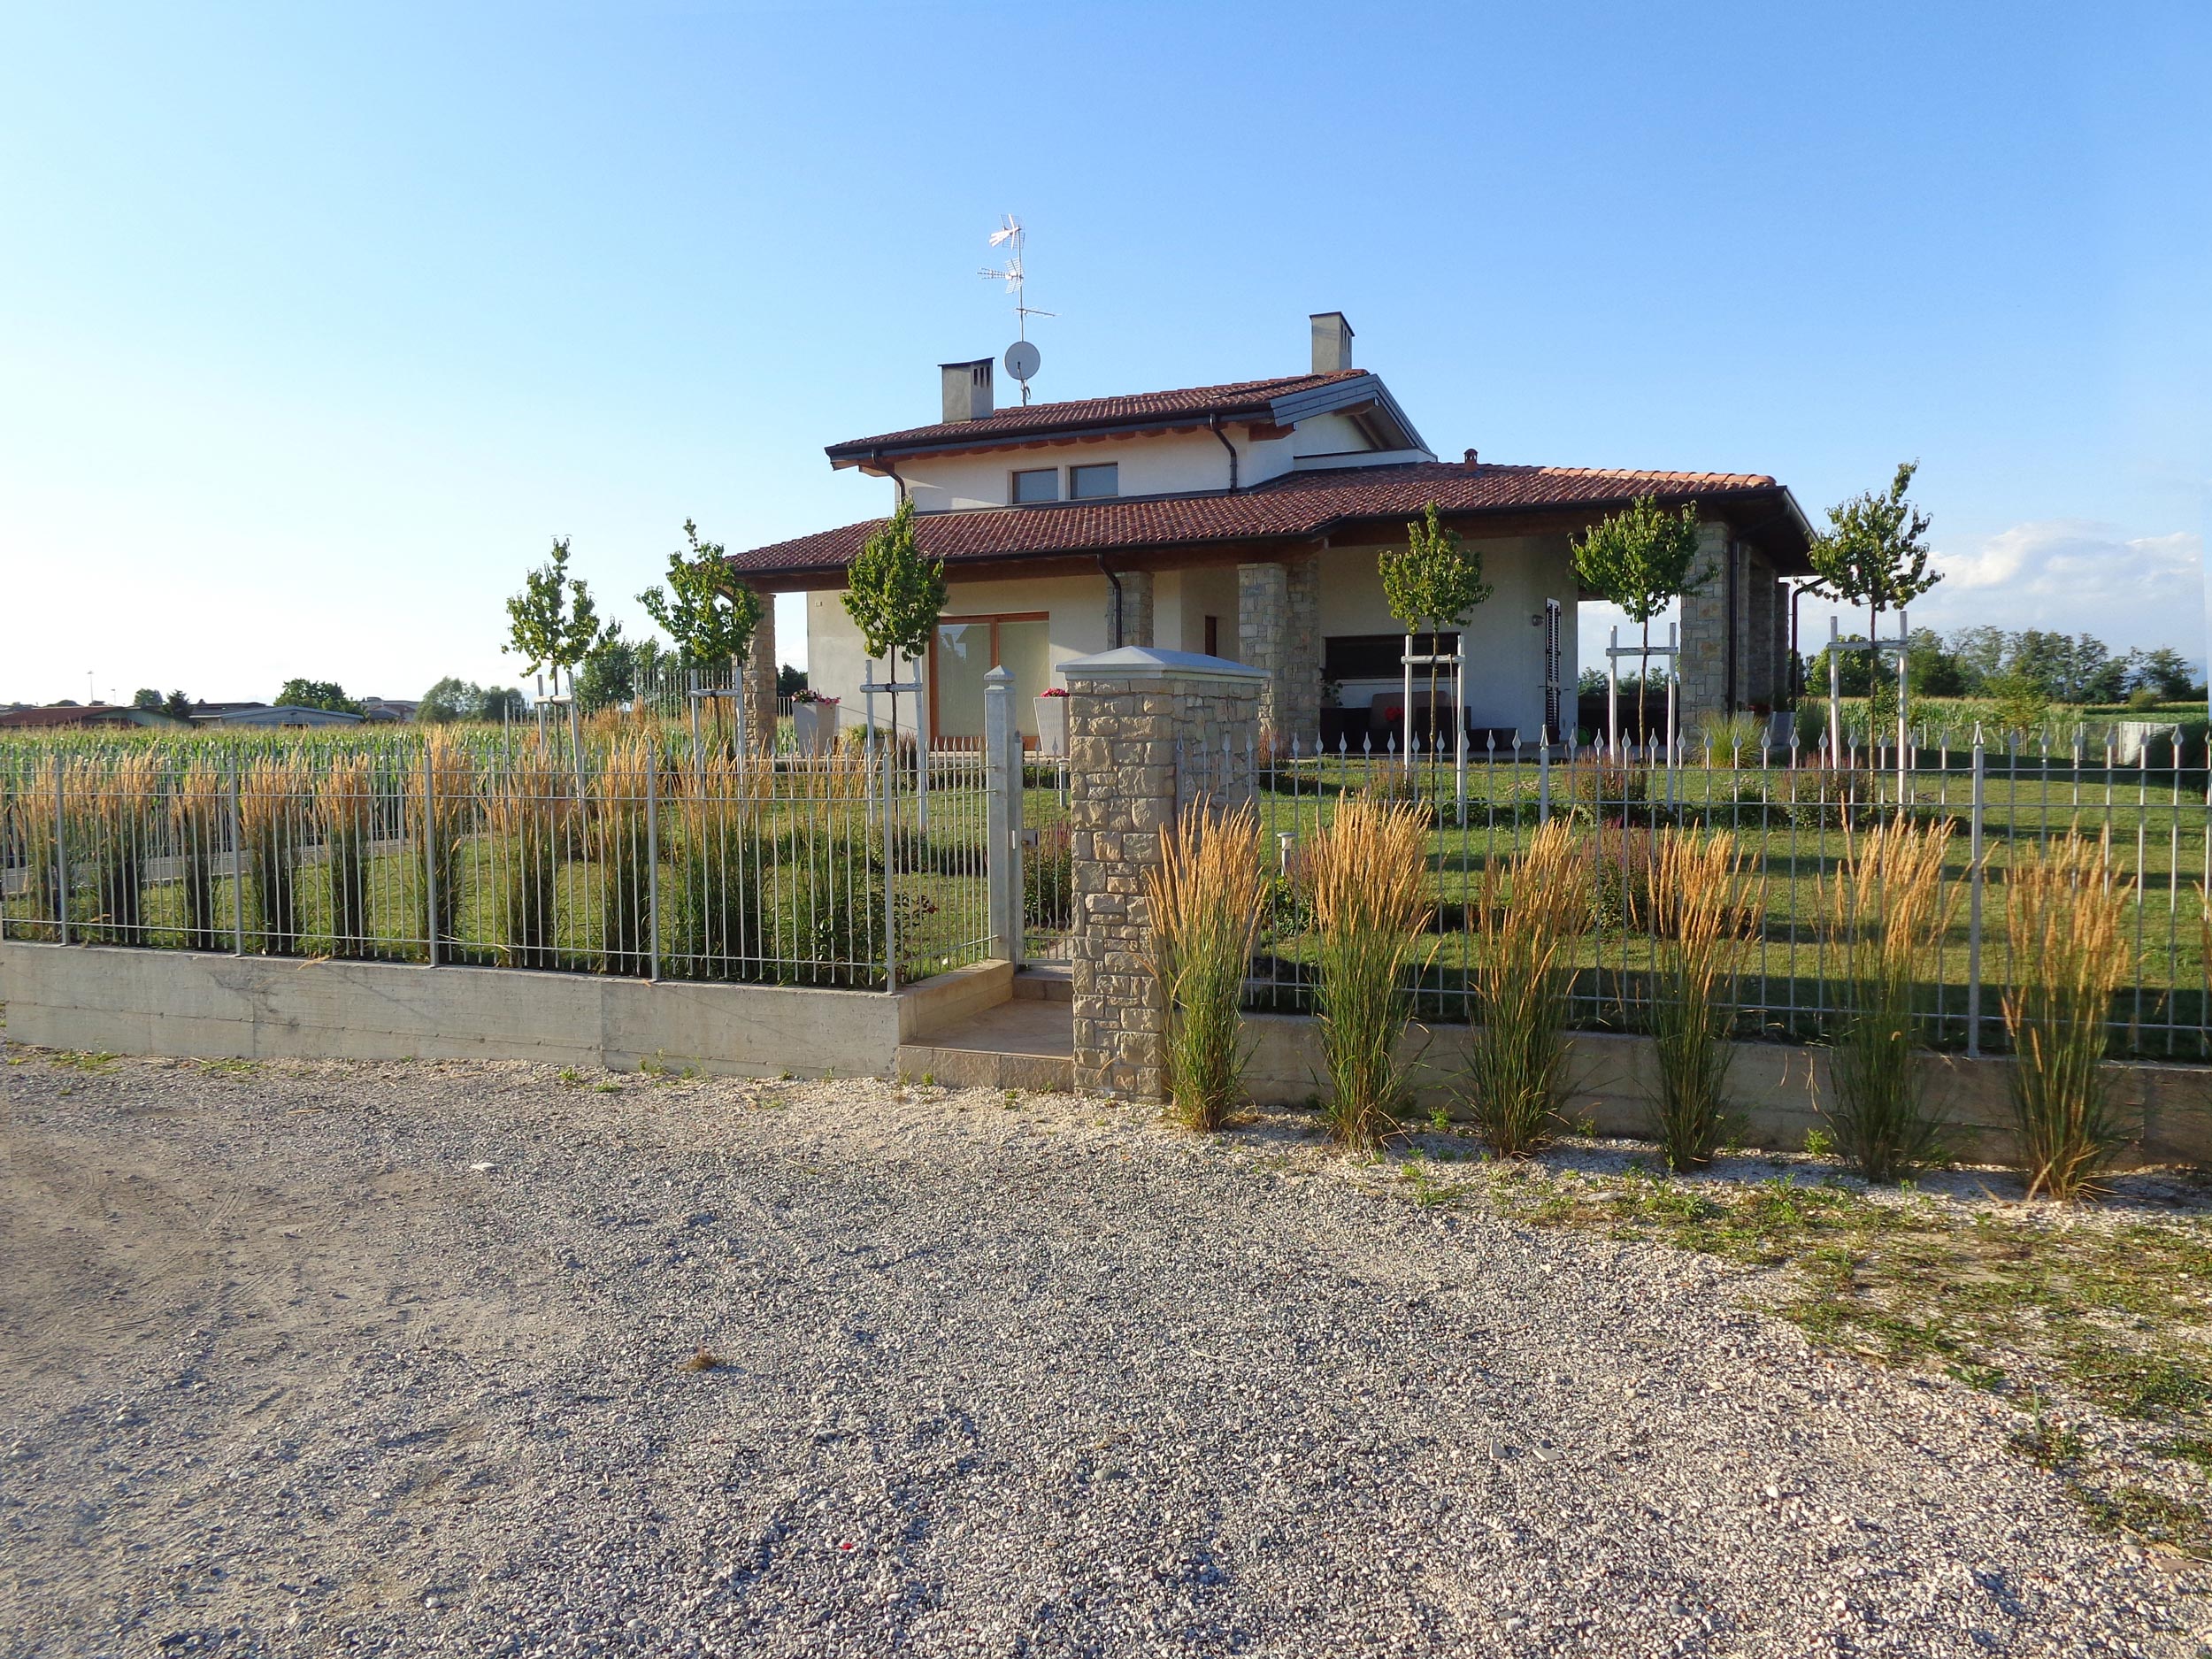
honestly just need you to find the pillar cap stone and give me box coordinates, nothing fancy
[1058,646,1266,683]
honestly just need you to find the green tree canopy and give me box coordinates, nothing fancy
[1379,503,1492,755]
[131,687,162,710]
[503,536,604,695]
[1571,494,1702,740]
[1807,461,1939,625]
[1570,494,1703,627]
[638,520,764,672]
[275,679,360,713]
[574,623,651,713]
[841,498,947,666]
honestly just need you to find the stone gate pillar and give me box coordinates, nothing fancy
[743,588,779,753]
[1062,647,1265,1098]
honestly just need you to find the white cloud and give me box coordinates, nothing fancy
[1912,519,2204,651]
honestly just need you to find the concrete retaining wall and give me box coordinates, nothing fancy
[1243,1013,2210,1169]
[0,943,1009,1079]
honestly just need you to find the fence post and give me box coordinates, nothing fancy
[880,719,899,994]
[983,665,1018,964]
[420,745,440,968]
[1537,728,1551,825]
[645,747,662,982]
[1966,729,1985,1057]
[52,756,70,947]
[227,758,245,956]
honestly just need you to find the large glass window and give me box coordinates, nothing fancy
[931,612,1052,741]
[1011,467,1059,503]
[1069,463,1119,500]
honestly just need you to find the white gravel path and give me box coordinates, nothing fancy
[1,1053,2201,1656]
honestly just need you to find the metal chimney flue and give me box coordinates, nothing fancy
[1310,311,1354,374]
[940,357,995,422]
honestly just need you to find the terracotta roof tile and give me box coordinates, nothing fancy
[725,460,1801,578]
[826,370,1372,457]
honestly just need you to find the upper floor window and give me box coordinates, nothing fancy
[1069,463,1120,500]
[1011,467,1059,504]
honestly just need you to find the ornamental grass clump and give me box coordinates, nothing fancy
[1817,817,1958,1182]
[2001,833,2135,1201]
[1647,830,1762,1171]
[1304,796,1432,1148]
[4,757,65,941]
[1145,803,1268,1133]
[1465,818,1588,1157]
[173,761,227,952]
[669,753,766,979]
[319,755,374,957]
[81,754,161,944]
[486,754,566,971]
[240,756,309,955]
[588,739,656,976]
[410,733,475,960]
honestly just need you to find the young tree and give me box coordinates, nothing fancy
[417,677,482,724]
[1570,493,1702,743]
[1380,503,1493,763]
[132,687,162,710]
[503,537,604,701]
[638,520,764,740]
[162,690,192,722]
[841,497,947,746]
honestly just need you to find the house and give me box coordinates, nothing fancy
[722,313,1815,748]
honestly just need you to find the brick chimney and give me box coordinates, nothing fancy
[1310,311,1354,374]
[940,357,995,422]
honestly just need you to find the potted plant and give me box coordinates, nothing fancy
[1034,686,1070,756]
[791,689,840,756]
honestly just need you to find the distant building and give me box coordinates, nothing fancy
[195,703,365,728]
[358,697,419,723]
[0,703,173,731]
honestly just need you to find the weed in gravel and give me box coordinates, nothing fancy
[196,1057,259,1078]
[2008,1414,2085,1471]
[1801,1128,1837,1159]
[50,1050,118,1072]
[2070,1483,2212,1556]
[2148,1435,2212,1470]
[557,1066,584,1087]
[681,1348,721,1372]
[592,1080,620,1094]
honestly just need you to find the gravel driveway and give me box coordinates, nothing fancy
[1,1053,2200,1656]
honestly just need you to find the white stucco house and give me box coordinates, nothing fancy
[722,313,1814,749]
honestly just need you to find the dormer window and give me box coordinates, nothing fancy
[1070,463,1119,500]
[1011,467,1059,504]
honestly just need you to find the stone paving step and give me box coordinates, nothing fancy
[895,996,1073,1093]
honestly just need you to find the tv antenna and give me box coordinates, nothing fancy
[980,214,1053,403]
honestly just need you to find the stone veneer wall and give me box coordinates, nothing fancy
[1678,522,1733,722]
[1064,650,1263,1097]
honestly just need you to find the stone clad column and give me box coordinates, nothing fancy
[743,588,779,752]
[1062,646,1265,1098]
[1237,561,1290,738]
[1678,522,1733,722]
[1106,569,1156,649]
[1283,549,1321,741]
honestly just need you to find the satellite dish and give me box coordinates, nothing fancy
[1004,340,1041,383]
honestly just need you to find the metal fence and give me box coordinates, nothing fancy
[1201,723,2212,1062]
[0,730,997,992]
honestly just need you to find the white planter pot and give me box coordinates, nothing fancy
[1034,696,1068,757]
[792,703,837,757]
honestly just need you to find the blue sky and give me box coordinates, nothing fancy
[3,0,2206,703]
